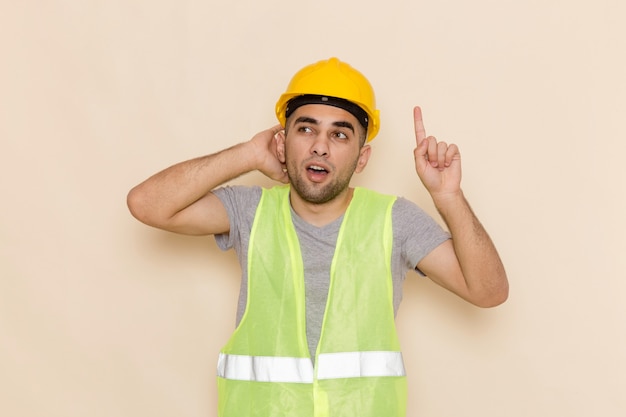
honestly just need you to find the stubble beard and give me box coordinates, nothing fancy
[285,154,359,205]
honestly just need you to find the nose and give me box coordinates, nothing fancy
[310,134,329,157]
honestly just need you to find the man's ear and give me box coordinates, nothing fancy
[276,129,286,163]
[354,144,372,174]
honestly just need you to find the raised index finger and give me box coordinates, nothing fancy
[413,106,427,146]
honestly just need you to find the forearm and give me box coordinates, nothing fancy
[433,191,509,307]
[127,141,257,228]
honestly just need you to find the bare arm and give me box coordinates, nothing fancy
[412,107,508,307]
[127,125,287,235]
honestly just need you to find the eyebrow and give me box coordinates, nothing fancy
[293,116,355,133]
[332,120,355,133]
[294,116,319,125]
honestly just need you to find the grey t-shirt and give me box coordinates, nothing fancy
[214,185,449,358]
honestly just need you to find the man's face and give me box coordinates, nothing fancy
[277,104,371,205]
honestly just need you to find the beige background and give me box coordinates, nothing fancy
[2,1,625,416]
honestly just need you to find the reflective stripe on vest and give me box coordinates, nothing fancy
[217,353,314,383]
[217,351,405,383]
[317,351,406,379]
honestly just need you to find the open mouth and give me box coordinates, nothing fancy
[306,164,329,182]
[307,165,328,174]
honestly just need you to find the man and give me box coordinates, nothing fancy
[127,57,508,417]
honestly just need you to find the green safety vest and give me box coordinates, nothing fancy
[217,185,407,417]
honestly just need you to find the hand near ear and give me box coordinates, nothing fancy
[250,125,289,184]
[413,106,462,199]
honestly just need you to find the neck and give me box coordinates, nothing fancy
[289,187,354,227]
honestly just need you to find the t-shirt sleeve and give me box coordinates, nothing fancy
[212,185,262,251]
[393,197,451,275]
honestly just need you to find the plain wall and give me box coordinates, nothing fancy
[1,1,625,416]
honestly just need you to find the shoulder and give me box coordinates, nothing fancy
[390,196,450,272]
[391,196,450,240]
[213,185,263,210]
[212,185,263,251]
[392,196,429,220]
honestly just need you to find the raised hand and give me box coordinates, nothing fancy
[250,125,289,184]
[413,106,462,198]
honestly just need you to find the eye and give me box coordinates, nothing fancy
[333,131,348,140]
[298,126,313,134]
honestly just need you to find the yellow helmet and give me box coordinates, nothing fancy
[275,57,380,142]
